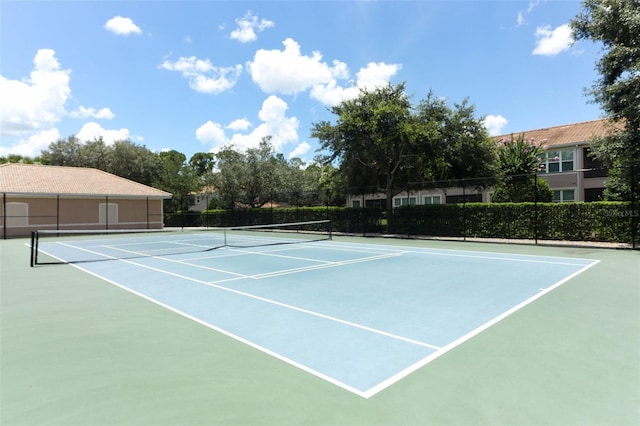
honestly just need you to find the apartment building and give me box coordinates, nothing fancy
[347,119,611,208]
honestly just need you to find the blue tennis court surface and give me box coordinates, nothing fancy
[36,234,599,398]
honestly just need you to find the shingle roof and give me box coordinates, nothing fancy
[0,163,172,198]
[494,119,618,148]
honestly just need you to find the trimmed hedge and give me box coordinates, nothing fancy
[165,202,638,244]
[165,206,382,235]
[394,202,637,243]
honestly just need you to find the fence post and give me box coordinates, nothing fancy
[462,181,466,241]
[631,158,638,249]
[534,173,539,245]
[2,192,5,240]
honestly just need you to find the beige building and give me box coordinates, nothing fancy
[1,163,172,238]
[347,119,612,208]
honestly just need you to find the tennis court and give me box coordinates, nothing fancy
[2,226,639,425]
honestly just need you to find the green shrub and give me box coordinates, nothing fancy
[165,202,637,244]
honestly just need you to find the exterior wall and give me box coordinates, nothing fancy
[1,194,165,238]
[189,192,217,212]
[346,142,609,206]
[347,187,489,208]
[541,172,578,188]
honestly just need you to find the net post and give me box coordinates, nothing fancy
[30,231,37,267]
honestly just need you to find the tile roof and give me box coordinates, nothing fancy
[494,119,618,148]
[0,163,172,198]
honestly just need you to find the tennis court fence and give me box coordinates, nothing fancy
[3,173,638,248]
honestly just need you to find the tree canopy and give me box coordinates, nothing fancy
[210,137,340,209]
[491,134,553,203]
[312,83,496,230]
[571,0,640,201]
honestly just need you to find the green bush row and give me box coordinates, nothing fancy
[165,202,638,243]
[394,202,638,242]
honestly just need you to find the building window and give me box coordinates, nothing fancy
[584,187,605,202]
[351,200,361,208]
[394,197,416,207]
[541,149,574,173]
[99,203,119,224]
[423,195,441,205]
[583,148,607,178]
[553,189,575,203]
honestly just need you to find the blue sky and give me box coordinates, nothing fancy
[1,1,603,163]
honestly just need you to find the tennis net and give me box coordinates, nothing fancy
[30,220,332,266]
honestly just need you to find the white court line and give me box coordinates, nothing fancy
[63,239,408,282]
[249,252,404,279]
[125,256,441,350]
[53,259,370,397]
[44,238,601,398]
[52,241,440,353]
[360,258,601,398]
[323,240,594,266]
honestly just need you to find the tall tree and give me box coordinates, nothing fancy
[77,139,110,170]
[41,137,162,187]
[211,147,248,209]
[243,137,282,208]
[107,141,161,186]
[40,136,83,166]
[571,0,640,201]
[491,134,553,203]
[434,98,498,182]
[189,152,215,176]
[312,83,416,230]
[312,83,495,231]
[155,150,196,212]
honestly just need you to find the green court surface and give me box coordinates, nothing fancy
[1,235,638,425]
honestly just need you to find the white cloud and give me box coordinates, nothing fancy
[230,11,274,43]
[76,122,131,144]
[70,106,115,120]
[104,16,142,36]
[517,0,544,26]
[249,38,400,105]
[0,128,61,158]
[195,120,227,145]
[288,141,311,159]
[532,24,573,56]
[483,114,508,136]
[0,49,71,137]
[309,80,356,107]
[249,38,334,95]
[233,95,299,151]
[160,56,242,94]
[310,61,401,106]
[197,96,299,153]
[227,118,252,131]
[355,62,402,91]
